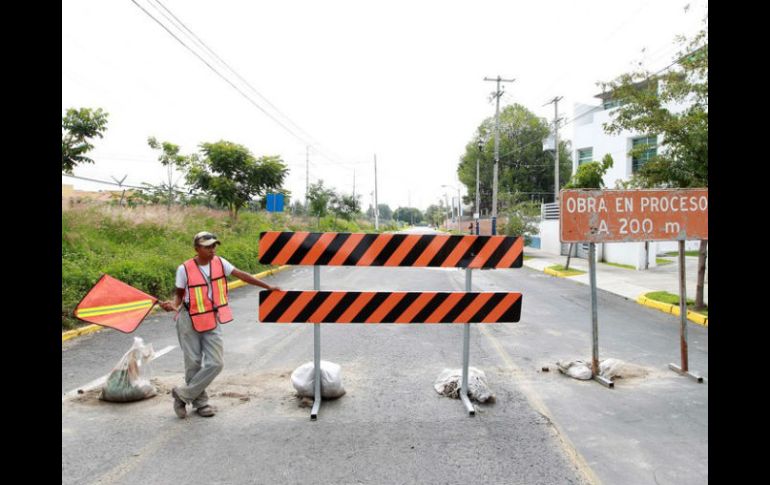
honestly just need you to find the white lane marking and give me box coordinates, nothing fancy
[62,345,176,402]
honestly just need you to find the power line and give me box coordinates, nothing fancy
[131,0,359,172]
[62,173,190,194]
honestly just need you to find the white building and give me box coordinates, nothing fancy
[538,81,698,269]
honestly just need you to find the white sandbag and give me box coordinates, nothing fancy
[556,360,593,380]
[599,358,648,380]
[291,360,346,399]
[433,367,494,403]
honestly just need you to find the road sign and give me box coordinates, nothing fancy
[266,193,284,212]
[560,189,708,243]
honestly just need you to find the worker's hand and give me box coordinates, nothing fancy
[159,300,177,312]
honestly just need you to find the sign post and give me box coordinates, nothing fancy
[560,189,707,386]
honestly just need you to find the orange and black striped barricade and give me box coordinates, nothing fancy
[258,231,524,419]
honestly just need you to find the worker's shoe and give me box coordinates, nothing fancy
[196,405,216,417]
[171,387,187,419]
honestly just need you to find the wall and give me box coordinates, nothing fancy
[539,220,562,255]
[602,241,658,269]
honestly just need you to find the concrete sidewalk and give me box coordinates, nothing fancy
[522,246,708,306]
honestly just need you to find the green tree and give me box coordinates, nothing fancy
[331,193,361,222]
[367,203,393,221]
[600,17,707,309]
[307,180,336,226]
[457,104,572,211]
[62,107,109,173]
[501,199,540,239]
[393,207,423,225]
[424,204,445,227]
[183,141,288,220]
[147,137,189,212]
[564,154,614,189]
[562,154,614,268]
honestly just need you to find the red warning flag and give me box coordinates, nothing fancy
[73,274,158,333]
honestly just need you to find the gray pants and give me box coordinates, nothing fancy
[175,308,224,408]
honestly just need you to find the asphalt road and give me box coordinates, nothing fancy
[62,229,707,485]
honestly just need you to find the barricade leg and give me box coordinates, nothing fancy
[668,241,703,383]
[311,322,322,419]
[461,268,475,416]
[311,265,323,420]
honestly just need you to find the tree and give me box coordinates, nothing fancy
[331,193,361,222]
[62,107,109,173]
[562,154,614,268]
[424,204,445,228]
[307,180,336,226]
[367,203,393,221]
[182,141,288,220]
[393,207,423,225]
[564,154,614,190]
[500,199,540,240]
[147,137,189,212]
[457,104,572,212]
[600,16,707,309]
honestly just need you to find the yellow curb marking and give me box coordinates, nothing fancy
[636,295,708,327]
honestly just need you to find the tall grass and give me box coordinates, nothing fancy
[62,205,383,330]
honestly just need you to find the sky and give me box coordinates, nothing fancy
[62,0,707,212]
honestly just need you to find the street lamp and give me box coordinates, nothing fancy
[441,184,462,233]
[475,137,484,235]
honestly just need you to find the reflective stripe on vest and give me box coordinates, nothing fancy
[183,256,233,332]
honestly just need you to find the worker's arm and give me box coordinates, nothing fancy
[231,268,281,291]
[160,288,185,312]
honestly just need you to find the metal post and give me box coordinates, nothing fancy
[476,150,481,236]
[668,241,703,382]
[374,154,379,230]
[589,243,613,389]
[311,265,322,419]
[461,268,475,416]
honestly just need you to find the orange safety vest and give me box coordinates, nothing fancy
[183,256,234,332]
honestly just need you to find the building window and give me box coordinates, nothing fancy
[603,99,623,110]
[577,148,593,166]
[632,135,657,172]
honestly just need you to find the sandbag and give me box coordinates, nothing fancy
[291,360,346,399]
[100,337,157,402]
[433,367,494,403]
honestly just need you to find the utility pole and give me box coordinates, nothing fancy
[374,154,379,230]
[476,157,480,233]
[305,145,310,209]
[443,193,451,228]
[544,96,563,204]
[353,168,356,201]
[484,76,515,235]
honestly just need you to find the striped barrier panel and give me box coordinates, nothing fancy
[258,231,524,268]
[257,231,524,419]
[259,290,522,324]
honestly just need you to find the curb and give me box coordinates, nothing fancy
[62,265,292,342]
[636,295,708,327]
[543,267,586,278]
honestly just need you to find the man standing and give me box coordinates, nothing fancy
[160,231,280,418]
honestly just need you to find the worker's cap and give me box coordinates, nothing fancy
[193,231,220,247]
